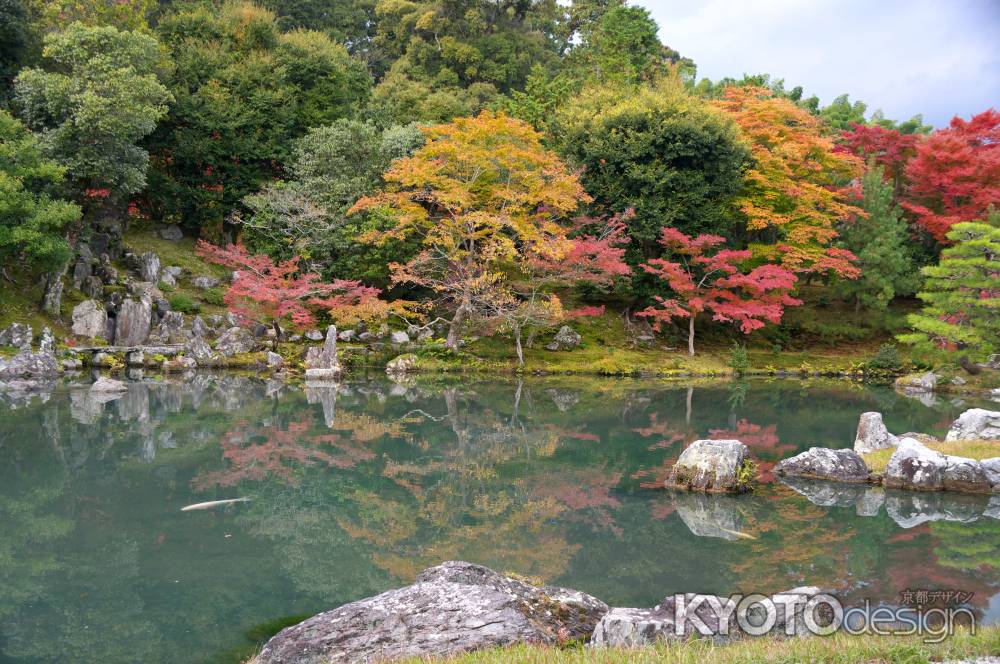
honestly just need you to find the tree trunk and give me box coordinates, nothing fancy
[687,316,696,356]
[514,325,524,367]
[445,300,470,352]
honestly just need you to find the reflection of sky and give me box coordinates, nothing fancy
[985,591,1000,624]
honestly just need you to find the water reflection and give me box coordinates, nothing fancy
[0,375,997,664]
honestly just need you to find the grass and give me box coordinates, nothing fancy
[863,439,1000,473]
[242,626,1000,664]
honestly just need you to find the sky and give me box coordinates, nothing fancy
[637,0,1000,127]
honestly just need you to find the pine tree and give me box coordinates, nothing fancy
[836,164,918,310]
[897,212,1000,362]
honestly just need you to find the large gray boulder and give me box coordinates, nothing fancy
[0,343,58,380]
[305,326,340,379]
[257,561,608,664]
[546,325,582,351]
[71,300,108,339]
[184,335,218,366]
[775,447,870,483]
[148,311,188,344]
[884,438,948,491]
[159,224,183,241]
[214,326,256,357]
[895,372,938,394]
[591,586,823,647]
[114,298,152,346]
[854,412,899,454]
[90,376,127,393]
[981,458,1000,491]
[945,409,1000,441]
[665,440,753,493]
[386,353,418,376]
[389,330,410,345]
[137,251,160,282]
[0,323,33,349]
[942,456,993,494]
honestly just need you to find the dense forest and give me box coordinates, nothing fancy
[1,0,997,371]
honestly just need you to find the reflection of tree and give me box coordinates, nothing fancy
[709,419,795,483]
[192,413,376,489]
[931,520,1000,572]
[530,467,623,536]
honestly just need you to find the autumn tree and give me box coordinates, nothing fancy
[350,111,591,352]
[897,216,1000,364]
[195,241,388,328]
[714,86,862,278]
[839,122,920,196]
[638,227,801,356]
[902,110,1000,243]
[835,165,918,311]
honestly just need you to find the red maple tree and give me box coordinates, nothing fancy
[637,228,801,356]
[839,122,920,195]
[902,109,1000,242]
[195,241,383,328]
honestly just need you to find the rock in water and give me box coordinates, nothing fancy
[266,351,284,370]
[214,327,256,357]
[895,372,938,394]
[942,456,992,494]
[90,376,127,393]
[945,409,1000,441]
[114,298,152,346]
[0,341,58,379]
[71,300,109,339]
[665,440,752,493]
[257,561,608,664]
[775,447,870,483]
[884,438,948,491]
[304,326,340,379]
[854,412,899,454]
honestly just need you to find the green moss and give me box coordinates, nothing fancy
[864,439,1000,474]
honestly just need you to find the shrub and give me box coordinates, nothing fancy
[201,287,225,306]
[866,343,903,373]
[157,281,175,293]
[168,294,201,314]
[729,342,750,376]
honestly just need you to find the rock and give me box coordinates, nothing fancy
[337,329,355,342]
[162,355,197,372]
[225,312,241,328]
[90,376,127,393]
[854,412,899,454]
[192,275,220,290]
[129,281,163,302]
[205,314,225,329]
[61,358,83,371]
[137,252,160,282]
[984,354,1000,371]
[266,351,284,370]
[304,326,340,379]
[163,265,183,280]
[159,224,183,241]
[895,372,938,394]
[0,323,33,349]
[884,438,948,491]
[288,334,302,342]
[981,458,1000,490]
[114,298,152,346]
[72,256,93,289]
[591,587,823,647]
[0,343,58,379]
[81,275,104,299]
[185,336,217,366]
[386,353,418,376]
[304,329,324,341]
[545,325,581,351]
[257,561,608,664]
[91,351,115,367]
[942,456,992,494]
[945,409,1000,441]
[357,331,373,342]
[126,350,145,367]
[95,254,118,284]
[191,316,210,338]
[71,300,109,339]
[951,375,967,386]
[775,447,870,483]
[214,327,256,357]
[148,311,187,344]
[159,272,176,287]
[390,330,410,344]
[664,440,753,494]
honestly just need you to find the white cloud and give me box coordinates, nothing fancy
[638,0,1000,126]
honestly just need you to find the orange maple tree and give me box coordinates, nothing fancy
[715,86,862,278]
[349,111,592,351]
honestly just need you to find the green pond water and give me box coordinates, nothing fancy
[1,374,998,663]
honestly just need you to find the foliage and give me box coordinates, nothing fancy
[637,227,801,355]
[0,110,81,271]
[835,165,918,310]
[714,86,863,278]
[14,22,171,205]
[865,343,903,373]
[195,240,388,328]
[168,293,200,314]
[0,0,33,99]
[902,110,1000,242]
[25,0,154,33]
[351,111,591,350]
[729,342,750,376]
[819,93,868,131]
[839,122,920,195]
[897,216,1000,362]
[554,77,750,290]
[147,1,371,232]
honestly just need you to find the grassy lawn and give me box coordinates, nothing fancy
[864,439,1000,473]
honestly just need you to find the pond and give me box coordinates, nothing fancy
[1,374,998,663]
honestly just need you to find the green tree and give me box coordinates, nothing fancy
[553,76,750,293]
[25,0,155,33]
[0,0,35,100]
[898,214,1000,363]
[835,165,917,310]
[147,1,371,235]
[0,110,81,272]
[819,93,867,132]
[14,22,171,208]
[237,120,424,286]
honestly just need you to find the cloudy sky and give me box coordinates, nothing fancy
[638,0,999,127]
